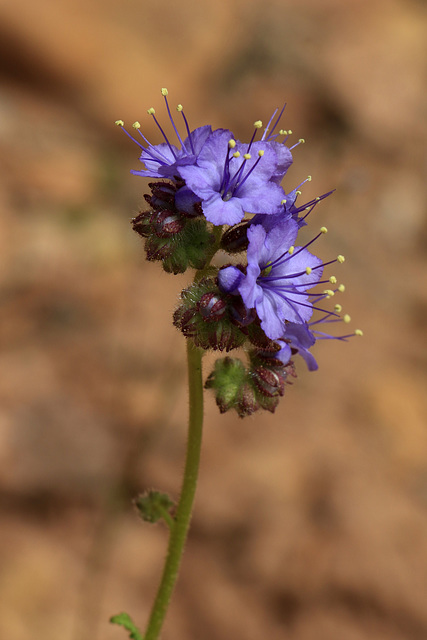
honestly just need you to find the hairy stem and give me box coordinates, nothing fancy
[143,340,204,640]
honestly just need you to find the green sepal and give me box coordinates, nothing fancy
[110,612,144,640]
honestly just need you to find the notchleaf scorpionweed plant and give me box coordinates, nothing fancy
[110,88,361,640]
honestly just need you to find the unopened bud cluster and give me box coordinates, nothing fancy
[118,89,361,416]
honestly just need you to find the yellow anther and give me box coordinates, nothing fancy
[228,139,236,149]
[355,329,363,337]
[334,304,342,313]
[258,150,264,157]
[288,129,293,135]
[243,153,251,160]
[320,226,328,234]
[147,107,156,115]
[176,104,183,112]
[233,151,241,158]
[296,190,302,195]
[338,284,345,293]
[161,88,168,96]
[307,175,312,181]
[254,120,263,128]
[329,275,337,284]
[315,196,320,201]
[115,119,124,126]
[323,289,335,297]
[279,129,288,136]
[305,267,312,275]
[337,254,345,263]
[343,314,351,323]
[305,207,311,211]
[288,246,295,255]
[299,138,305,144]
[281,199,287,205]
[132,121,141,129]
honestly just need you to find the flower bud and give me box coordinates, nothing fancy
[198,292,227,322]
[173,278,247,351]
[220,222,250,253]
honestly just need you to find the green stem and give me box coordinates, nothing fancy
[143,340,204,640]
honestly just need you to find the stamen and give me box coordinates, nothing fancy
[355,329,363,336]
[243,153,251,160]
[320,227,328,234]
[176,104,195,154]
[115,119,124,126]
[258,150,264,157]
[147,107,178,159]
[329,276,337,284]
[132,122,141,129]
[338,284,345,293]
[305,267,312,275]
[263,104,287,141]
[254,120,263,128]
[323,289,335,297]
[161,89,185,148]
[343,314,351,323]
[334,304,342,313]
[228,139,236,149]
[232,151,241,158]
[288,246,295,255]
[337,254,345,263]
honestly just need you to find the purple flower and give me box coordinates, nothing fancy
[251,182,335,232]
[116,89,211,180]
[275,305,364,371]
[178,128,289,226]
[219,219,324,340]
[275,322,318,371]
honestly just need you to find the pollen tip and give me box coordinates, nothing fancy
[279,129,287,135]
[329,275,337,284]
[288,246,295,255]
[233,151,241,158]
[334,304,342,313]
[307,175,312,181]
[305,267,312,275]
[343,314,351,323]
[315,196,321,201]
[281,199,287,205]
[258,149,264,157]
[323,289,335,297]
[320,226,328,234]
[147,107,156,115]
[288,129,293,135]
[176,104,183,112]
[161,88,168,96]
[355,329,364,337]
[338,284,346,293]
[228,139,236,149]
[132,121,141,129]
[296,190,302,196]
[243,153,251,160]
[254,120,263,128]
[337,254,345,263]
[299,138,305,144]
[115,119,124,126]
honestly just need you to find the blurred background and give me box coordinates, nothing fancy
[1,0,427,638]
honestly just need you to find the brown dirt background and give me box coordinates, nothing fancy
[1,0,427,638]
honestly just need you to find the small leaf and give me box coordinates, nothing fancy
[134,490,175,524]
[110,612,144,640]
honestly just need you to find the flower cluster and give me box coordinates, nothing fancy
[117,89,361,416]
